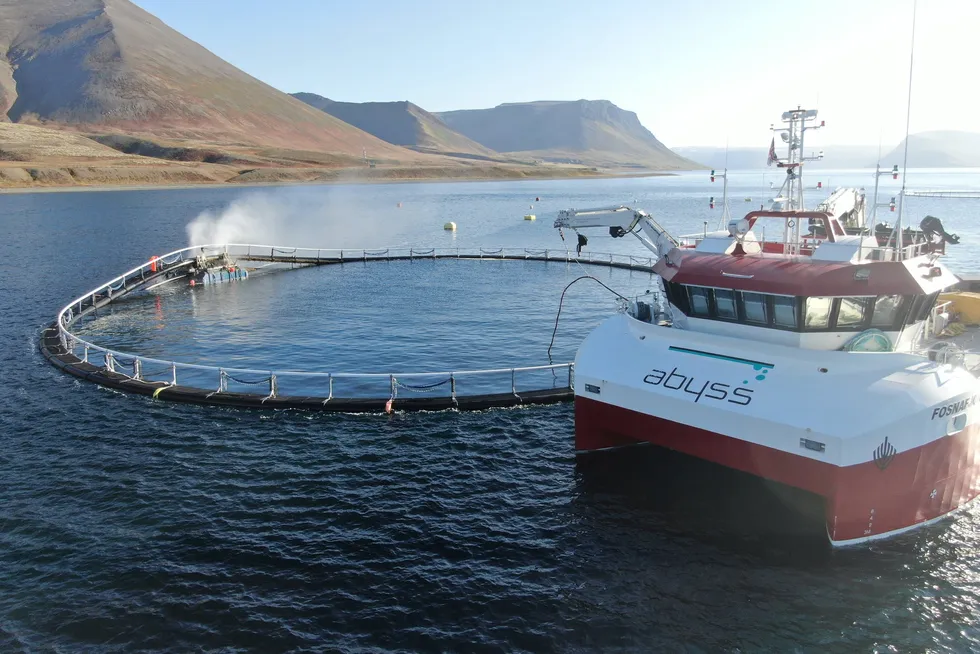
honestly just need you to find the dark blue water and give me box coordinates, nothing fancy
[4,173,980,652]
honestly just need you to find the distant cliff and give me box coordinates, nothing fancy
[882,132,980,168]
[438,100,699,170]
[292,94,496,159]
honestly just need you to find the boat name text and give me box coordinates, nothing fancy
[932,395,979,420]
[642,367,753,406]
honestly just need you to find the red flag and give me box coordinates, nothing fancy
[767,137,778,166]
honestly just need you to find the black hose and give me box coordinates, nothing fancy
[547,275,628,363]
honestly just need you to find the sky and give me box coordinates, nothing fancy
[131,0,977,148]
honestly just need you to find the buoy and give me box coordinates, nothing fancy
[150,255,159,272]
[189,279,196,287]
[385,398,394,414]
[524,214,536,221]
[535,197,540,202]
[443,222,456,231]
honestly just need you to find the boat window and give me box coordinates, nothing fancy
[667,282,691,314]
[714,289,737,320]
[773,296,799,329]
[804,296,833,329]
[740,292,768,324]
[836,297,870,329]
[688,286,711,317]
[915,292,941,322]
[870,295,903,329]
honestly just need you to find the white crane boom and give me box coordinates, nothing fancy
[815,187,866,227]
[554,205,679,262]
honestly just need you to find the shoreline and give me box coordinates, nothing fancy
[0,169,679,196]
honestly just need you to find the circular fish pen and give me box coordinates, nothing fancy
[39,244,659,412]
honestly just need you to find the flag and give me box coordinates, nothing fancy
[767,137,778,166]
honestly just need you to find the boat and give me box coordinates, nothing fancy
[555,107,980,546]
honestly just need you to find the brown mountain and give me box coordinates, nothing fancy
[0,0,415,159]
[437,100,699,169]
[293,93,497,160]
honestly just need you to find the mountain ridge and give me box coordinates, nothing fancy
[438,100,700,170]
[674,132,980,170]
[0,0,419,159]
[291,93,497,159]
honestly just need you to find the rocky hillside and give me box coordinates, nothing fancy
[438,100,698,169]
[0,0,415,159]
[293,93,496,159]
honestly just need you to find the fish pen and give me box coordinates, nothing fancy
[40,244,659,412]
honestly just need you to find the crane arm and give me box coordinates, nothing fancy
[554,205,678,261]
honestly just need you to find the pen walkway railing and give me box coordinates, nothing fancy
[46,244,659,410]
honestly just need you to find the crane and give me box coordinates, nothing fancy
[553,205,679,264]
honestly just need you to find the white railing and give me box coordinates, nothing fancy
[55,244,659,399]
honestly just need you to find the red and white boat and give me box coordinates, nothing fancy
[557,108,980,546]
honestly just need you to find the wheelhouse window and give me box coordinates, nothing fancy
[740,292,768,324]
[714,289,737,320]
[870,295,903,329]
[804,296,833,329]
[836,297,870,330]
[688,286,711,317]
[773,296,799,329]
[669,283,916,335]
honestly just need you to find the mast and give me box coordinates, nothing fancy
[769,108,824,250]
[895,0,918,261]
[770,108,824,212]
[709,167,731,230]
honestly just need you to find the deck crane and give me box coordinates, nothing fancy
[554,205,680,265]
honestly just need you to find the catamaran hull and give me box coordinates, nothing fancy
[576,396,980,545]
[573,314,980,546]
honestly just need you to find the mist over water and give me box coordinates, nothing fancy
[184,188,419,249]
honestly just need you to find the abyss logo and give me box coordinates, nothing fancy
[643,367,754,406]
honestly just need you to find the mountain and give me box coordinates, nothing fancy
[882,131,980,168]
[0,0,416,159]
[673,145,887,171]
[292,93,497,160]
[437,100,699,170]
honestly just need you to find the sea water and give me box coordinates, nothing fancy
[3,170,980,651]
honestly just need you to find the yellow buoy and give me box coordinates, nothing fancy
[524,214,536,221]
[443,221,456,231]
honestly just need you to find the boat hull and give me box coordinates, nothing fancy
[576,396,980,545]
[573,314,980,545]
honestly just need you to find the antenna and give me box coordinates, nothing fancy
[895,0,917,260]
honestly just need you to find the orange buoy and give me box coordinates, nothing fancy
[150,255,159,272]
[385,398,393,414]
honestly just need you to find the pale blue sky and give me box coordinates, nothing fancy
[131,0,976,148]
